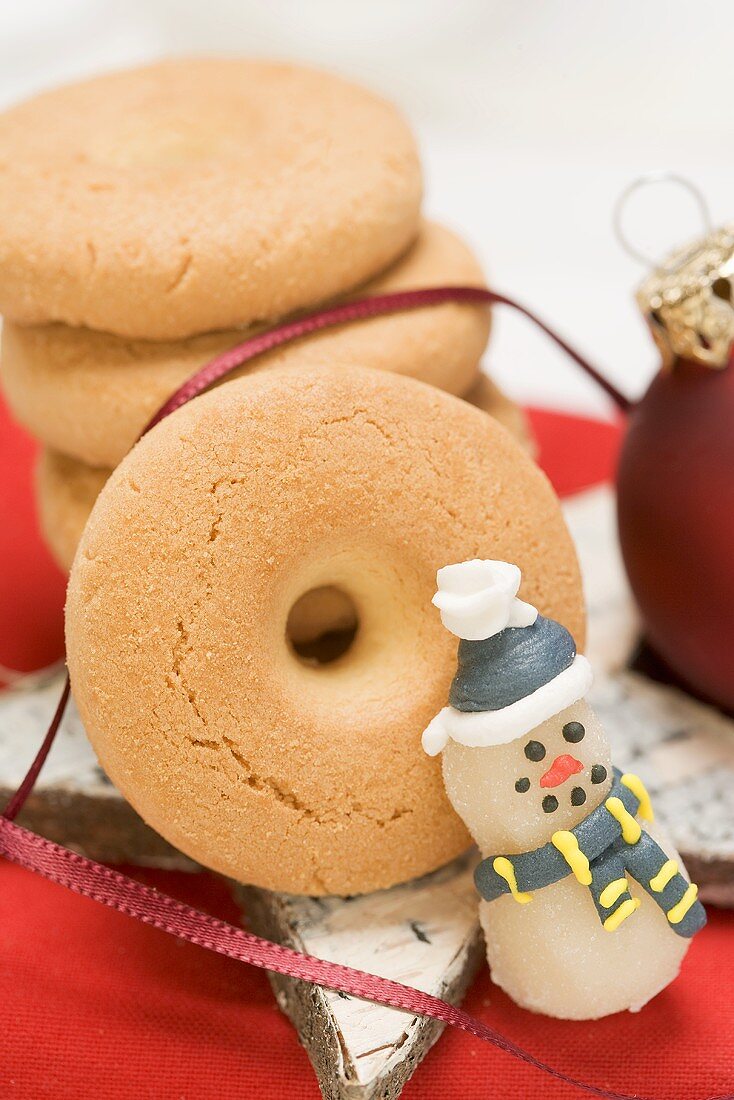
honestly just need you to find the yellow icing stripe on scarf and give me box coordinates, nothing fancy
[621,773,654,822]
[599,877,628,908]
[493,856,533,904]
[551,830,592,886]
[603,897,640,931]
[650,859,678,893]
[605,796,642,844]
[668,883,698,925]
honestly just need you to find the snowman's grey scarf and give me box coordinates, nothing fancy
[474,768,706,938]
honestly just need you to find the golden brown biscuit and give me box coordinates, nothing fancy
[3,222,490,469]
[65,366,584,895]
[36,451,109,574]
[36,373,530,574]
[0,58,421,339]
[463,372,536,456]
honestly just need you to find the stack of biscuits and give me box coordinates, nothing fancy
[0,57,530,572]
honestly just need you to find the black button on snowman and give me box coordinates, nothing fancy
[422,560,706,1020]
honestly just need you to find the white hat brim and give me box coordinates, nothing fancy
[422,655,593,755]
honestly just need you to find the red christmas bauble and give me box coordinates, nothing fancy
[617,356,734,712]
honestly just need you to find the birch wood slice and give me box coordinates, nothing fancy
[564,486,734,904]
[237,856,484,1100]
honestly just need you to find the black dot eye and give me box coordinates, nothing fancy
[524,740,546,762]
[712,276,731,302]
[515,777,530,793]
[571,786,587,806]
[542,795,558,813]
[591,764,608,784]
[563,722,585,743]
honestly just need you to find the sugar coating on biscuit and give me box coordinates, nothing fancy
[0,58,422,338]
[65,366,584,895]
[2,222,490,468]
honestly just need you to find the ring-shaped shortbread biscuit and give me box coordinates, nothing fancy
[65,366,583,895]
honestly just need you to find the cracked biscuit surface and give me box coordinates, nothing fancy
[65,366,583,895]
[36,372,531,574]
[0,57,421,338]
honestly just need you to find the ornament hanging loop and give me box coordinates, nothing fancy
[618,173,734,369]
[613,172,712,270]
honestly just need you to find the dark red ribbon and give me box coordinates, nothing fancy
[4,286,722,1100]
[144,286,630,429]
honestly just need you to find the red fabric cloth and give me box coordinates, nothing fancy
[1,401,731,1100]
[2,859,732,1100]
[0,400,66,681]
[527,407,623,499]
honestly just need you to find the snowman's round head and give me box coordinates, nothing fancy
[424,558,609,850]
[442,698,612,852]
[422,559,593,758]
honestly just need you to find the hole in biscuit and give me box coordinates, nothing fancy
[287,586,359,666]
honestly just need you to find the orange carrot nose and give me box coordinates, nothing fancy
[540,754,584,788]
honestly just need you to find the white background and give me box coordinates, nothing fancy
[2,0,733,418]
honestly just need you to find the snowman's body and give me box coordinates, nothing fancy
[425,559,704,1019]
[442,700,689,1019]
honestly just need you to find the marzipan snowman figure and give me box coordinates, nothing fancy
[423,560,706,1020]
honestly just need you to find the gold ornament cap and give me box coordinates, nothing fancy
[637,226,734,369]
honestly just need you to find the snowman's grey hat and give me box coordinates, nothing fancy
[423,560,592,755]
